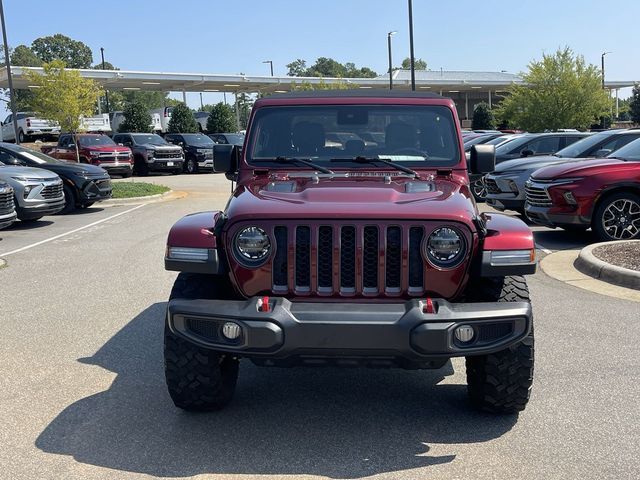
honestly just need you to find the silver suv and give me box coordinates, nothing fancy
[0,162,65,221]
[0,181,16,229]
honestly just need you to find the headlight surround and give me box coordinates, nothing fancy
[89,150,101,157]
[234,226,271,266]
[146,149,155,158]
[425,227,467,268]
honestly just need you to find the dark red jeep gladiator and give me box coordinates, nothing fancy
[164,91,537,414]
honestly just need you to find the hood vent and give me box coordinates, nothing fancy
[265,181,297,193]
[405,182,436,193]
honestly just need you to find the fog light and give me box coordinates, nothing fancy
[221,322,241,340]
[563,191,577,205]
[507,180,519,193]
[454,325,475,343]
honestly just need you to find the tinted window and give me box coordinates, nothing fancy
[600,133,640,153]
[247,105,460,167]
[78,135,116,147]
[555,131,617,158]
[131,134,167,146]
[523,136,561,154]
[181,134,214,147]
[609,138,640,161]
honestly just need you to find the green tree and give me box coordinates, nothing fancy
[287,57,377,78]
[286,59,308,76]
[119,101,152,132]
[401,57,427,70]
[31,34,93,68]
[92,61,116,70]
[167,103,198,133]
[6,45,43,110]
[206,102,236,133]
[472,102,496,130]
[25,60,102,161]
[496,47,609,131]
[630,84,640,124]
[291,79,358,91]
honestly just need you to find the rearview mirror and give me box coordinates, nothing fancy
[213,144,239,175]
[594,148,612,158]
[469,144,495,175]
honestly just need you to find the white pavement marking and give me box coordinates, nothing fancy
[535,243,553,255]
[0,204,146,257]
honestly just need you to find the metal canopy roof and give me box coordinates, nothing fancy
[0,66,635,93]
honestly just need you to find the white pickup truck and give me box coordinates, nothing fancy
[79,114,111,133]
[109,111,162,134]
[1,112,60,142]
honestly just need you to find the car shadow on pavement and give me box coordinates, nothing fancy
[6,220,54,230]
[533,228,597,251]
[36,303,518,479]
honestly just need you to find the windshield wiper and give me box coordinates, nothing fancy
[330,156,419,179]
[252,156,334,174]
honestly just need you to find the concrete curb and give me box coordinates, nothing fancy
[100,190,174,207]
[575,241,640,290]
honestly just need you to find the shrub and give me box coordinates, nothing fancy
[167,103,198,133]
[472,102,496,130]
[206,103,236,133]
[119,101,152,132]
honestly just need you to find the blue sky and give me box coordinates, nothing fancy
[3,0,639,110]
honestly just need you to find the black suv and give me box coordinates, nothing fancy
[0,143,111,213]
[165,133,215,173]
[113,133,184,176]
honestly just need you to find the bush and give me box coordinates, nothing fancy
[206,102,236,133]
[167,103,198,133]
[472,102,496,130]
[118,101,152,133]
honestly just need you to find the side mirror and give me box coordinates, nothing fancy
[469,144,495,175]
[213,144,239,174]
[521,149,534,157]
[594,148,612,158]
[68,143,77,150]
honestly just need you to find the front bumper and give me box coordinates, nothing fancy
[16,198,65,219]
[525,204,590,228]
[0,210,17,229]
[98,163,133,175]
[79,178,112,203]
[484,173,527,212]
[167,297,532,367]
[148,158,184,171]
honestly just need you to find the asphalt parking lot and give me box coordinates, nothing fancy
[0,173,638,480]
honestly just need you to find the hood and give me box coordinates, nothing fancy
[140,143,182,151]
[225,175,478,229]
[494,155,589,174]
[531,158,629,180]
[35,161,107,176]
[0,165,60,180]
[84,145,130,153]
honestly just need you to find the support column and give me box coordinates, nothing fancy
[465,92,469,120]
[616,89,619,119]
[488,90,492,109]
[234,93,241,131]
[182,90,187,103]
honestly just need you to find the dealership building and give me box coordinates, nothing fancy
[0,66,635,126]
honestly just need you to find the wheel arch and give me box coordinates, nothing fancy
[591,183,640,217]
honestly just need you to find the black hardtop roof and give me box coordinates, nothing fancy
[265,89,445,100]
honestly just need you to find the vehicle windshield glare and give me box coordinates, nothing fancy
[554,130,619,158]
[78,135,116,147]
[607,137,640,161]
[4,144,65,164]
[247,105,460,168]
[181,134,215,147]
[132,134,168,146]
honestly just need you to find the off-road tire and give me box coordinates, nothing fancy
[464,275,534,414]
[164,272,240,411]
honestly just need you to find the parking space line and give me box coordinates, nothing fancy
[535,243,553,255]
[0,204,146,257]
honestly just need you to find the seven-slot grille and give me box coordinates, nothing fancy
[0,189,14,215]
[41,183,63,200]
[154,151,182,159]
[525,182,552,207]
[271,223,426,296]
[484,177,502,194]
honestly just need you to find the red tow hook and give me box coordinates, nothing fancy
[257,296,271,313]
[423,297,436,314]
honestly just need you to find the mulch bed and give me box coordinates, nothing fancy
[592,241,640,272]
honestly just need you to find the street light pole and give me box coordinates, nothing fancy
[100,47,110,112]
[407,0,416,91]
[0,0,20,144]
[387,31,397,90]
[601,51,611,90]
[262,60,274,77]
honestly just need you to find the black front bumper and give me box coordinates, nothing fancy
[16,200,65,220]
[167,297,532,367]
[78,178,112,203]
[148,160,184,172]
[525,204,590,228]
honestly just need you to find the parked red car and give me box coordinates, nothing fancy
[525,138,640,240]
[41,133,133,177]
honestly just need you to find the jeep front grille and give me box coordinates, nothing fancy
[525,182,552,207]
[270,223,427,296]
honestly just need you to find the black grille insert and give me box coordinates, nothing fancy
[386,226,402,290]
[408,227,424,289]
[295,226,311,289]
[340,226,356,290]
[363,226,379,290]
[273,226,288,288]
[478,322,514,342]
[318,226,333,289]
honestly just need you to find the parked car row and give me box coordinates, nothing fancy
[1,112,112,142]
[482,128,640,241]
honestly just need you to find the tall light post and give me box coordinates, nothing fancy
[100,47,110,112]
[0,0,20,144]
[601,51,611,90]
[407,0,416,91]
[262,60,274,77]
[387,31,397,90]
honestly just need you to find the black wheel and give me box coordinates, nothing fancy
[60,184,77,214]
[464,276,534,414]
[164,272,240,411]
[185,157,198,174]
[471,178,487,202]
[592,191,640,241]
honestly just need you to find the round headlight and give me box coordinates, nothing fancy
[426,227,466,268]
[235,227,271,265]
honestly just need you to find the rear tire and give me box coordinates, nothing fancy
[164,272,240,411]
[464,276,534,414]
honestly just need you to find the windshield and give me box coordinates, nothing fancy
[486,135,516,147]
[78,135,116,147]
[224,134,245,145]
[247,105,460,167]
[132,134,167,146]
[554,130,618,158]
[495,135,535,155]
[608,137,640,161]
[182,134,215,147]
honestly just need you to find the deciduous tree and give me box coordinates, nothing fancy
[119,101,152,132]
[401,57,427,70]
[31,34,93,68]
[167,103,198,133]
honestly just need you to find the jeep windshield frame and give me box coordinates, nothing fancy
[244,103,462,170]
